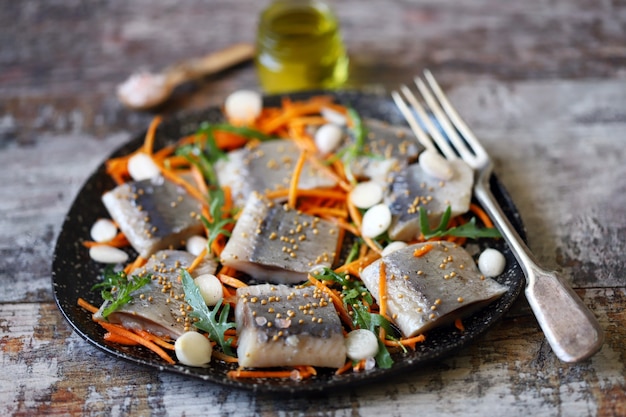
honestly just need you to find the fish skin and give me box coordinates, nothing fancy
[216,140,336,207]
[385,159,474,241]
[360,241,508,337]
[348,119,421,184]
[220,192,340,285]
[235,284,347,368]
[102,176,204,258]
[95,250,218,339]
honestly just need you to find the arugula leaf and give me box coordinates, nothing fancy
[91,268,151,319]
[200,187,236,251]
[313,267,395,368]
[180,269,236,355]
[420,206,501,240]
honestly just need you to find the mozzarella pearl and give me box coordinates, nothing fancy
[127,152,160,181]
[90,218,118,242]
[345,329,379,361]
[174,331,213,367]
[361,203,392,238]
[478,248,506,277]
[381,241,408,256]
[350,181,384,209]
[418,149,454,180]
[224,90,262,123]
[89,245,129,264]
[314,123,343,155]
[194,274,223,306]
[186,235,208,257]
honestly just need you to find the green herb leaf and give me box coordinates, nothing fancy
[200,187,236,251]
[420,206,501,240]
[180,269,236,355]
[91,268,151,319]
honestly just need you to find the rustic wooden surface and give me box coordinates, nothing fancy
[1,0,625,415]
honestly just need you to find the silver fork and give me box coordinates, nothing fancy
[392,70,604,363]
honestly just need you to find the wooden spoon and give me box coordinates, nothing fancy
[117,43,255,110]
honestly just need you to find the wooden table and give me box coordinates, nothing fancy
[2,0,625,415]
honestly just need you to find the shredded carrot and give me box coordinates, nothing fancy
[135,330,175,350]
[413,243,434,258]
[265,187,347,201]
[157,166,207,204]
[97,321,175,364]
[335,360,354,375]
[384,334,426,350]
[454,318,465,332]
[77,297,99,314]
[346,194,363,231]
[212,351,239,363]
[287,150,308,208]
[82,231,129,249]
[378,261,389,320]
[470,203,495,229]
[335,252,380,274]
[218,273,249,289]
[124,256,147,275]
[104,332,139,345]
[143,116,162,155]
[227,366,316,380]
[186,247,208,274]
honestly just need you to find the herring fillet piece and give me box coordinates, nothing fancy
[94,250,218,339]
[220,192,341,285]
[235,284,347,368]
[102,176,204,258]
[360,241,508,337]
[216,140,337,207]
[385,159,473,241]
[347,118,421,184]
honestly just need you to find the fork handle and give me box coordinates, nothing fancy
[474,171,604,363]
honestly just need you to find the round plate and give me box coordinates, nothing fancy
[52,90,525,393]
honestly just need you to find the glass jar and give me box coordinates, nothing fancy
[255,0,349,93]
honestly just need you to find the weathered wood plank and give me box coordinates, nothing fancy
[1,289,623,416]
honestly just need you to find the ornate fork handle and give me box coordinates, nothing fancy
[475,165,604,362]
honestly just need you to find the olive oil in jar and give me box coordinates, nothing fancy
[255,0,348,93]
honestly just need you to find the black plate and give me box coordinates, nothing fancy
[52,90,525,393]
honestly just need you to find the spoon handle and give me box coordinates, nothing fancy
[167,43,255,85]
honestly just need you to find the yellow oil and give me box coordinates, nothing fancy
[255,0,349,93]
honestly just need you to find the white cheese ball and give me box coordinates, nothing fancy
[89,245,129,264]
[90,218,118,242]
[127,152,161,181]
[186,235,208,257]
[381,241,408,256]
[350,181,384,209]
[478,248,506,277]
[361,203,392,238]
[345,329,379,361]
[314,123,344,155]
[194,274,223,306]
[224,90,262,123]
[174,331,213,367]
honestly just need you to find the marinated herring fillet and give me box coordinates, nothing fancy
[235,284,347,368]
[220,192,341,285]
[94,250,218,339]
[102,176,204,258]
[385,160,473,241]
[360,241,508,337]
[216,140,337,207]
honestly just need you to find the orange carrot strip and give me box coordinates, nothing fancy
[265,188,347,201]
[77,298,99,314]
[384,334,426,349]
[470,203,495,229]
[413,243,434,257]
[158,166,207,204]
[335,360,354,375]
[218,274,249,289]
[378,261,388,319]
[124,256,147,275]
[135,330,175,350]
[143,116,163,155]
[335,252,380,274]
[97,322,175,365]
[454,318,465,332]
[104,332,140,345]
[186,247,208,274]
[288,150,308,208]
[308,274,353,329]
[346,194,363,231]
[212,351,239,363]
[82,231,130,249]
